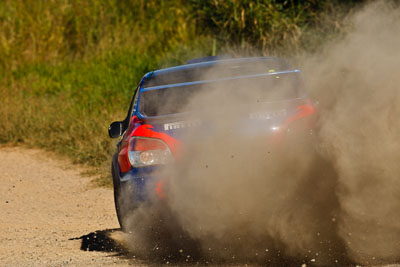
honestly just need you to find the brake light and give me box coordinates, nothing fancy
[128,137,173,167]
[284,104,316,137]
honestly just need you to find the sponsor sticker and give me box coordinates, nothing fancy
[249,109,287,120]
[164,120,202,131]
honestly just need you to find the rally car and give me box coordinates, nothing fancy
[108,56,316,229]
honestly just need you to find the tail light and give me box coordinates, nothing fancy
[128,137,173,167]
[285,104,316,140]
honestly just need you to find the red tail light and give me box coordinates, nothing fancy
[132,138,168,151]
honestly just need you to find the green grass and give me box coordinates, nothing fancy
[0,48,183,185]
[0,0,364,186]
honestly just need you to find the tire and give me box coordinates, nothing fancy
[111,153,138,232]
[111,154,138,231]
[111,154,125,230]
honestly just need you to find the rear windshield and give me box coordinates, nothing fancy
[139,72,301,117]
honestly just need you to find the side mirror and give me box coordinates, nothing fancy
[108,121,123,138]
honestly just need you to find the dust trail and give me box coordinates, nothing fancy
[120,64,346,265]
[152,60,347,265]
[119,1,400,265]
[303,0,400,264]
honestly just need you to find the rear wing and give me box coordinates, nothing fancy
[141,70,300,92]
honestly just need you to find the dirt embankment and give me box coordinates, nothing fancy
[0,146,136,266]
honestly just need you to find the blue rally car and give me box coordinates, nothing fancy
[108,56,316,229]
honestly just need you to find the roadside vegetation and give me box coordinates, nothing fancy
[0,0,363,185]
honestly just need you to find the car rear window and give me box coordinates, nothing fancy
[139,72,301,117]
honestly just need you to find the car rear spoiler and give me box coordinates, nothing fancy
[140,70,300,92]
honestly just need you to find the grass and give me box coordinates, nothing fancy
[0,0,364,186]
[0,49,175,185]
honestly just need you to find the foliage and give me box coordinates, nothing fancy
[0,0,364,185]
[191,0,364,54]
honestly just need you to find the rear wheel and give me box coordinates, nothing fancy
[111,155,124,230]
[111,154,137,231]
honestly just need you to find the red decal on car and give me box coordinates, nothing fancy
[133,124,181,156]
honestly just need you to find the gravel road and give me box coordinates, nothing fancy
[0,146,257,267]
[1,146,398,267]
[0,146,141,266]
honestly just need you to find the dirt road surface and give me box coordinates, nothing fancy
[1,146,399,267]
[0,146,255,267]
[0,146,140,266]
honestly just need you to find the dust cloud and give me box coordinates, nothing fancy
[303,0,400,264]
[120,1,400,265]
